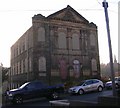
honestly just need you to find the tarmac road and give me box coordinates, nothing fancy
[2,89,112,108]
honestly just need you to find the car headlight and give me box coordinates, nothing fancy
[9,93,13,96]
[73,88,76,91]
[6,91,9,95]
[7,92,13,97]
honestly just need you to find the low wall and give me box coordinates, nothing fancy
[98,96,120,106]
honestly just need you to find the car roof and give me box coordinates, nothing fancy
[85,79,100,81]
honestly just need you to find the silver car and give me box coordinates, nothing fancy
[68,79,104,95]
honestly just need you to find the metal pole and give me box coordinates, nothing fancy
[102,0,117,96]
[0,63,2,107]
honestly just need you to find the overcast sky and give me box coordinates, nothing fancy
[0,0,118,67]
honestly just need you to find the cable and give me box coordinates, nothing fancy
[96,0,117,13]
[97,0,102,6]
[0,8,103,12]
[97,0,119,5]
[0,8,117,14]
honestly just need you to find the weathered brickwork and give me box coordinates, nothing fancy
[10,5,100,88]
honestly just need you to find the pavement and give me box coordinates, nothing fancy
[50,93,120,107]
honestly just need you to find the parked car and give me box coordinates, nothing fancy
[68,79,104,95]
[6,80,64,104]
[105,77,120,89]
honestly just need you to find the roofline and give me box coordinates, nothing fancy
[47,5,89,23]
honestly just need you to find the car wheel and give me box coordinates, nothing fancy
[116,84,119,88]
[51,92,59,99]
[13,95,23,104]
[78,89,84,95]
[98,86,103,92]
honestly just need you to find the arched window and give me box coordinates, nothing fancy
[58,32,66,49]
[72,33,79,49]
[38,27,45,41]
[38,57,46,71]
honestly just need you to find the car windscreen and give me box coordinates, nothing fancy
[19,82,30,89]
[77,81,85,86]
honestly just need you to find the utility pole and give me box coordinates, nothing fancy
[0,63,2,108]
[102,0,117,96]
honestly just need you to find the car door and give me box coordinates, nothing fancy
[23,83,37,100]
[83,80,93,92]
[92,79,99,90]
[34,82,49,97]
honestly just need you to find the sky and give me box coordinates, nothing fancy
[0,0,118,67]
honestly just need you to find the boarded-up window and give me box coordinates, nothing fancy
[19,61,21,74]
[58,32,66,49]
[68,37,72,49]
[73,59,80,78]
[72,33,79,49]
[90,34,96,46]
[29,57,32,72]
[91,59,97,71]
[18,62,20,74]
[59,58,67,80]
[39,57,46,71]
[23,59,25,73]
[25,58,27,72]
[21,60,23,73]
[38,27,45,41]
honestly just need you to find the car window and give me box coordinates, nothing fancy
[77,81,85,86]
[34,82,47,88]
[118,78,120,81]
[92,80,99,84]
[26,83,36,89]
[85,80,93,85]
[19,82,30,89]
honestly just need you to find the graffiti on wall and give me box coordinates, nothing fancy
[73,59,80,78]
[59,58,67,80]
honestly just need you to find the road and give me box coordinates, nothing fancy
[2,89,112,108]
[64,89,112,102]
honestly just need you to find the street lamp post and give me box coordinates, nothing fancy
[102,0,117,96]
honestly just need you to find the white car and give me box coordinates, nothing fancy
[68,79,104,95]
[105,77,120,89]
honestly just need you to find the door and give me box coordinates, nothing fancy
[23,83,37,100]
[92,79,100,90]
[83,80,93,92]
[34,82,49,97]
